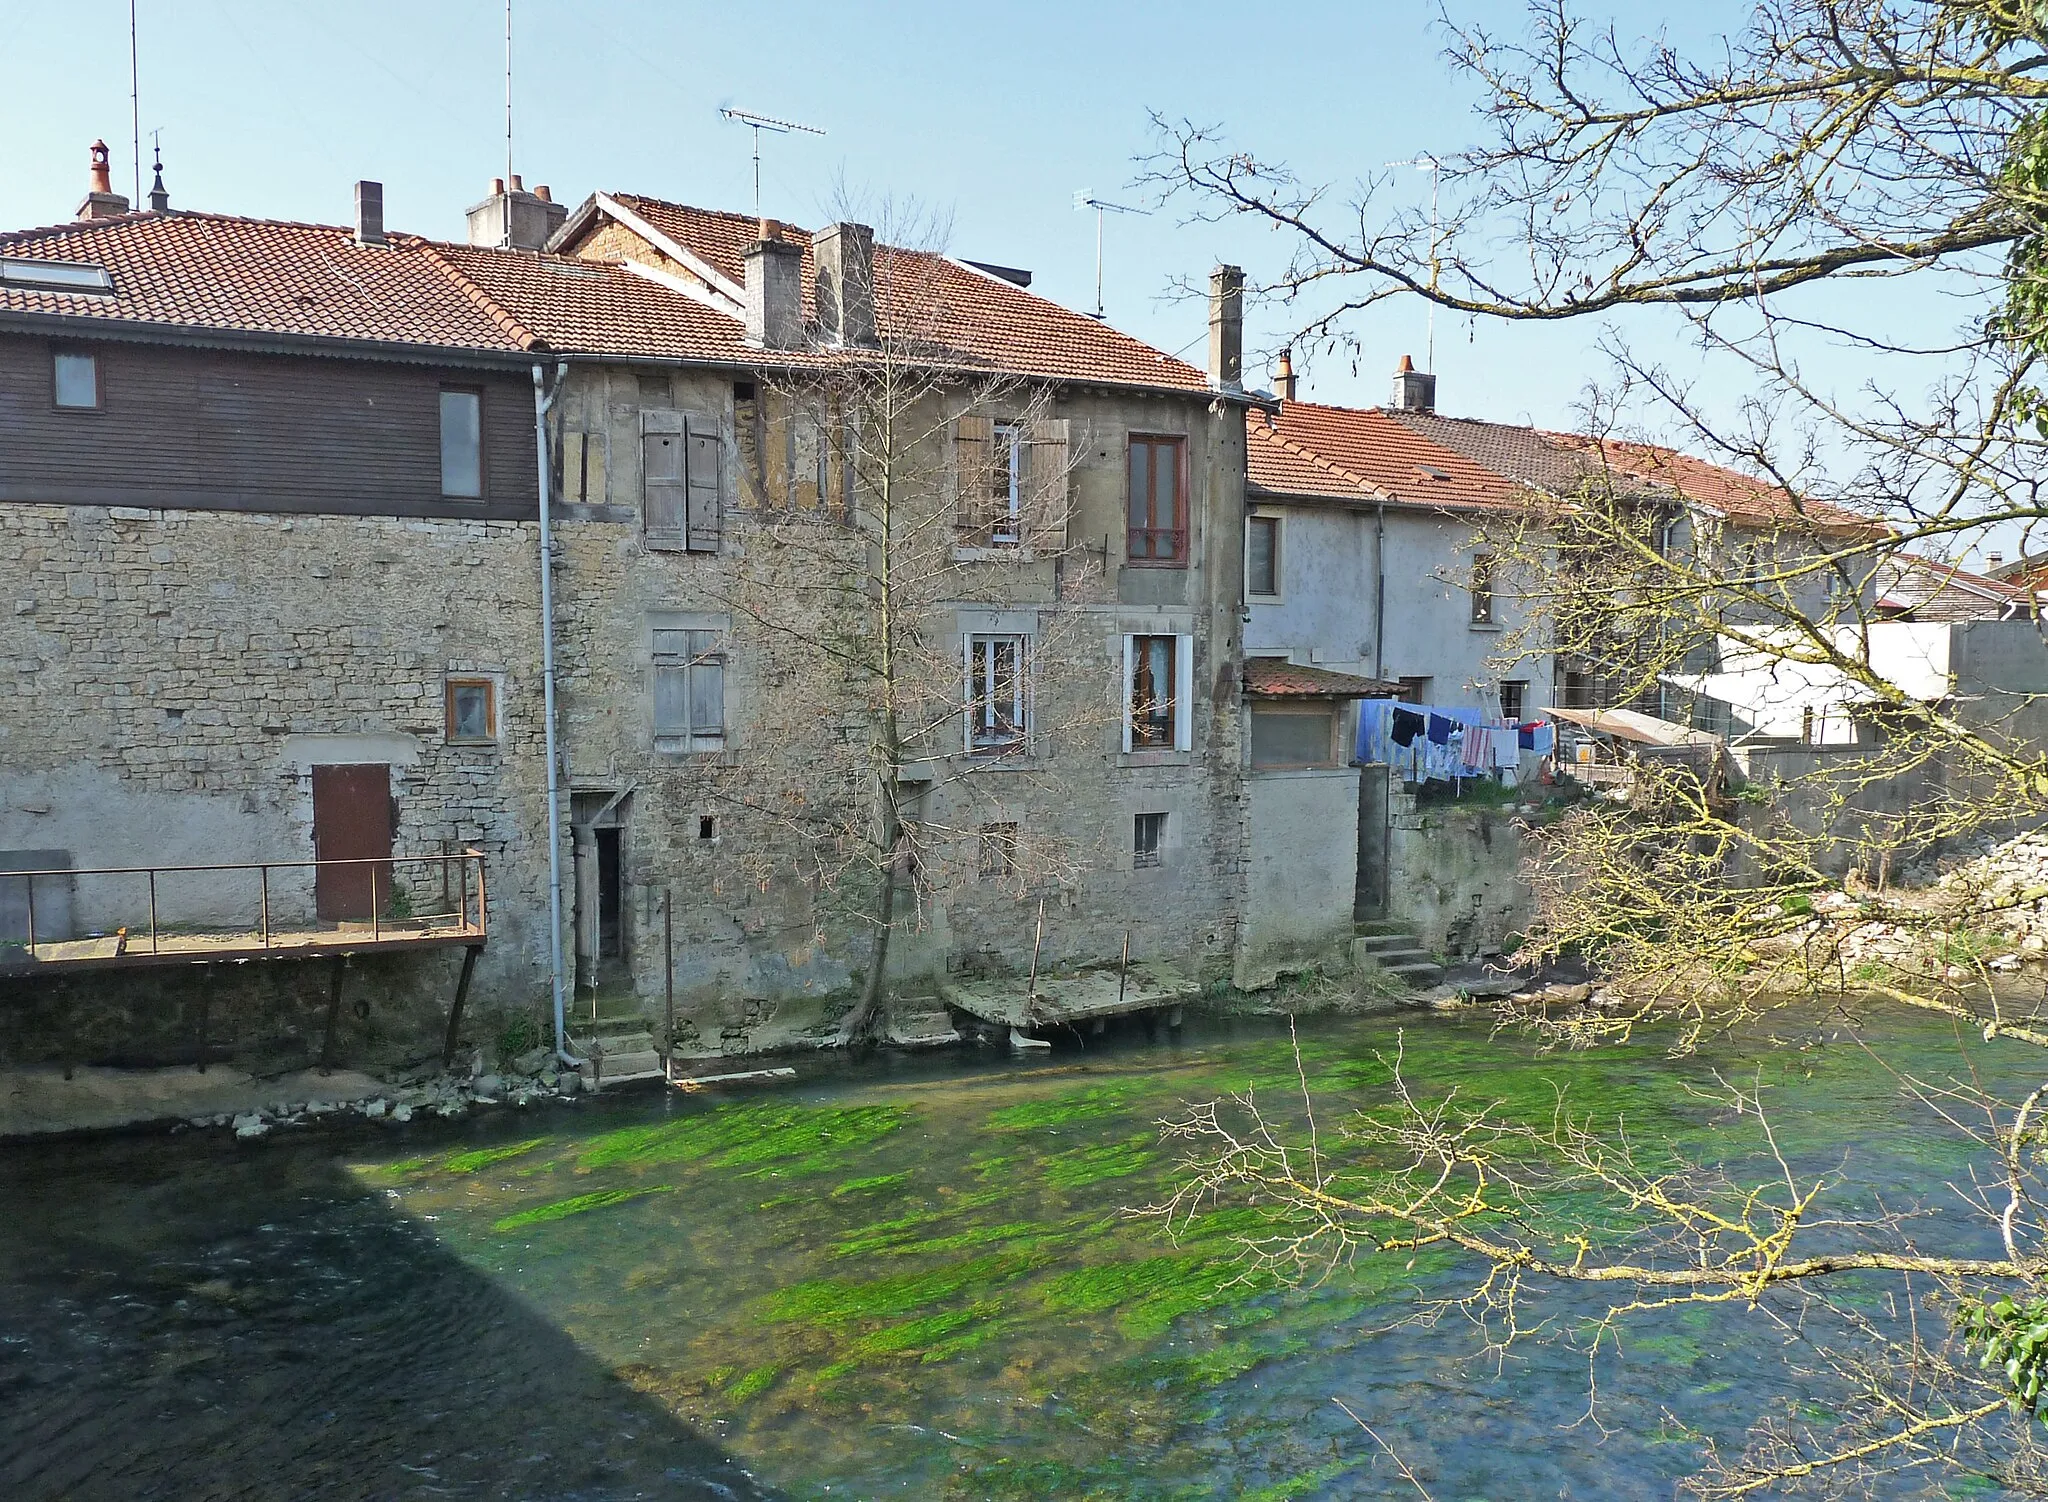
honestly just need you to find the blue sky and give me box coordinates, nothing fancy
[0,1,1979,471]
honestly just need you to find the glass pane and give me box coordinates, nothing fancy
[452,683,491,740]
[1251,708,1334,768]
[53,352,96,409]
[1127,442,1151,543]
[440,390,482,498]
[654,665,687,734]
[1248,518,1275,595]
[689,661,724,736]
[1153,440,1178,538]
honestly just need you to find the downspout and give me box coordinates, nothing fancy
[531,360,582,1069]
[1372,498,1387,681]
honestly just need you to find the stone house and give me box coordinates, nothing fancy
[0,155,1277,1063]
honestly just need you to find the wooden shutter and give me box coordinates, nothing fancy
[642,412,685,540]
[685,418,722,552]
[953,414,996,539]
[1024,418,1070,552]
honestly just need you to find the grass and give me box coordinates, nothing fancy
[492,1186,671,1233]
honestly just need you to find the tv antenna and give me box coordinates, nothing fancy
[1074,192,1147,320]
[129,0,141,207]
[720,108,826,219]
[1386,155,1442,372]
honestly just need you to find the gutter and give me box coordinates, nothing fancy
[530,360,583,1070]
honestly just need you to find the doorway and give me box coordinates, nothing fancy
[571,789,631,991]
[1354,761,1390,921]
[595,825,622,961]
[311,763,393,922]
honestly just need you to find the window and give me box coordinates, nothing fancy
[966,634,1030,753]
[444,678,497,743]
[52,350,98,410]
[440,389,482,498]
[980,823,1019,880]
[1127,434,1188,565]
[653,628,725,751]
[1126,634,1191,751]
[1470,553,1495,624]
[643,416,722,551]
[698,815,718,842]
[1133,812,1167,868]
[1499,680,1527,723]
[1563,670,1595,708]
[1250,705,1336,768]
[1396,676,1430,705]
[990,424,1024,544]
[1247,515,1280,598]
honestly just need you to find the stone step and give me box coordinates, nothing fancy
[1354,932,1422,952]
[1370,947,1435,967]
[1354,919,1414,937]
[1383,960,1445,985]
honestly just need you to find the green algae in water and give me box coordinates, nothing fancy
[982,1083,1139,1131]
[1038,1135,1158,1189]
[832,1171,911,1197]
[492,1186,672,1233]
[1241,1458,1363,1501]
[444,1138,545,1174]
[576,1101,908,1174]
[816,1302,1006,1379]
[757,1251,1046,1326]
[726,1363,781,1402]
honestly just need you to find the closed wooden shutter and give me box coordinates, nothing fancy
[643,416,685,540]
[953,413,996,538]
[1024,417,1070,552]
[685,419,722,552]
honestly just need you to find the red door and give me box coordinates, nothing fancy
[312,764,393,922]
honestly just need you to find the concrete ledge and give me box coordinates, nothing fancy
[0,1063,388,1138]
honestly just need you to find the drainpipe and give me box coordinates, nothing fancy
[531,361,582,1069]
[1372,498,1387,681]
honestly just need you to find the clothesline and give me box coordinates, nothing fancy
[1355,699,1556,786]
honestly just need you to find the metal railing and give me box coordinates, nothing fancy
[3,849,486,964]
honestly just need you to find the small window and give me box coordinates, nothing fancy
[967,634,1030,752]
[990,423,1024,544]
[440,389,482,498]
[1129,635,1180,749]
[1470,553,1495,624]
[980,823,1019,879]
[732,379,756,401]
[1250,705,1336,768]
[1133,812,1167,868]
[638,373,671,400]
[1499,680,1527,723]
[1247,515,1279,598]
[1563,670,1595,709]
[1127,435,1188,565]
[1397,675,1431,705]
[53,350,98,410]
[698,815,718,842]
[653,628,725,751]
[444,677,497,743]
[644,418,722,551]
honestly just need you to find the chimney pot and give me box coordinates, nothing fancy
[76,140,131,221]
[1273,348,1296,404]
[507,173,523,192]
[489,177,505,195]
[354,180,386,246]
[1390,354,1437,413]
[760,217,783,242]
[534,184,552,203]
[745,226,805,350]
[1208,264,1244,391]
[814,221,877,347]
[466,175,565,250]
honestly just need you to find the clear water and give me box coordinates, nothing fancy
[0,1006,2027,1499]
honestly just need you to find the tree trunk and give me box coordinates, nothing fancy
[837,818,902,1049]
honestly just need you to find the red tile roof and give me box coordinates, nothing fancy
[1876,553,2035,620]
[1245,658,1399,698]
[1567,436,1875,533]
[0,212,530,354]
[1246,399,1531,512]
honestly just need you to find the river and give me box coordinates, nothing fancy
[0,1004,2028,1499]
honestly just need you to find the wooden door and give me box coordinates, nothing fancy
[312,763,393,922]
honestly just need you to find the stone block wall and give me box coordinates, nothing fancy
[1386,791,1533,957]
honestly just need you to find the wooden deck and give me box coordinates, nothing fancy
[940,964,1198,1032]
[1,915,485,976]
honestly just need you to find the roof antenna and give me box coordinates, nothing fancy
[129,0,141,209]
[504,0,514,201]
[1074,193,1146,321]
[1386,155,1442,373]
[147,129,167,212]
[719,108,825,220]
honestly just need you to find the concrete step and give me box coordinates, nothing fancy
[1370,947,1435,966]
[1354,919,1413,937]
[575,1029,664,1091]
[1354,932,1422,953]
[1383,960,1445,985]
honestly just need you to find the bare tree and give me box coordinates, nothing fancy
[1142,2,2048,1492]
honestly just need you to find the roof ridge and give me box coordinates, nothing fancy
[413,240,543,352]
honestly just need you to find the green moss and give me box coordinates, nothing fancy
[832,1171,911,1197]
[444,1138,545,1174]
[1241,1459,1361,1501]
[726,1363,781,1402]
[492,1186,671,1233]
[757,1251,1046,1326]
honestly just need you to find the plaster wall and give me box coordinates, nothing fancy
[1384,791,1534,957]
[1233,767,1359,987]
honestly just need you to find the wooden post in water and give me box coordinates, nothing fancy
[1025,898,1045,1025]
[663,886,675,1084]
[1117,928,1130,1009]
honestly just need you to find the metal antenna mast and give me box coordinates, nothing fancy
[505,0,514,190]
[129,0,141,208]
[1386,155,1442,372]
[1074,193,1146,320]
[719,108,825,219]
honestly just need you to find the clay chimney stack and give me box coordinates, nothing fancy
[76,140,130,221]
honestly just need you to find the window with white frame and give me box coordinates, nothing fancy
[1123,633,1192,752]
[966,633,1030,752]
[653,627,725,751]
[990,423,1024,544]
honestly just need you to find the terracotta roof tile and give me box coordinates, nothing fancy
[1247,399,1530,512]
[1245,658,1400,698]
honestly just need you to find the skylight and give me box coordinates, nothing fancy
[1416,464,1453,481]
[0,256,113,294]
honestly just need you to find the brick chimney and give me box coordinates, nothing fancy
[1273,348,1296,403]
[465,173,568,251]
[1390,353,1436,413]
[354,180,385,246]
[75,140,130,221]
[813,221,877,347]
[1208,265,1244,391]
[745,218,805,350]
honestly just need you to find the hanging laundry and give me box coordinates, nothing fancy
[1461,724,1491,769]
[1426,713,1454,746]
[1491,730,1521,770]
[1391,707,1426,746]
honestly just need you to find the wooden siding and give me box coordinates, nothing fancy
[0,335,538,520]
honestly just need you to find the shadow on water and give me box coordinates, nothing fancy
[0,1125,776,1501]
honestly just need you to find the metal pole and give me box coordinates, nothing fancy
[533,362,579,1068]
[25,876,35,958]
[663,886,674,1083]
[371,864,380,942]
[1094,206,1104,319]
[147,869,159,954]
[259,865,269,949]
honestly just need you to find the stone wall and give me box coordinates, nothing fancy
[1385,789,1533,957]
[1233,766,1359,987]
